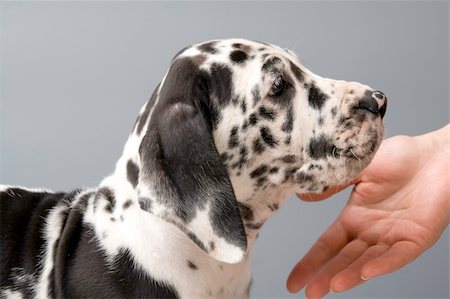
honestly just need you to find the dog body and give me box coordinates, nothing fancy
[0,186,251,299]
[0,39,386,298]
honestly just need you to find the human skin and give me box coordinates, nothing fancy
[286,124,450,298]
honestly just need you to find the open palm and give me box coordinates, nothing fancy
[287,133,449,298]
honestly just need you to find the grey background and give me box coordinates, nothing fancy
[1,1,448,298]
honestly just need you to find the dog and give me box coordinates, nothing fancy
[0,39,386,299]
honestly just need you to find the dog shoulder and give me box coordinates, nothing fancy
[0,186,77,297]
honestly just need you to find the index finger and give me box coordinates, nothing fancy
[297,182,356,202]
[286,219,350,293]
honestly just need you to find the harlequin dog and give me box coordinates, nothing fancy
[0,39,386,299]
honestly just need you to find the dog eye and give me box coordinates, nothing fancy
[269,76,286,97]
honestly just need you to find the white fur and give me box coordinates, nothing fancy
[35,203,70,299]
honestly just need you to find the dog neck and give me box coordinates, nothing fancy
[231,176,290,242]
[100,136,289,256]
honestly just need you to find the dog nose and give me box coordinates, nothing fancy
[358,91,387,118]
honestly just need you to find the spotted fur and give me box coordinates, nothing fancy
[0,39,386,299]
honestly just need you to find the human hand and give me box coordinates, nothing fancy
[287,125,450,298]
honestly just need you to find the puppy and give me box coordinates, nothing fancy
[0,39,386,299]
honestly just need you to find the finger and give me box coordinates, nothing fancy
[304,239,368,299]
[297,182,356,202]
[361,241,422,280]
[330,244,389,293]
[286,220,349,293]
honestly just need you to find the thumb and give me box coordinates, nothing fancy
[297,181,357,202]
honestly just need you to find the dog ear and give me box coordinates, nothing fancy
[139,57,247,264]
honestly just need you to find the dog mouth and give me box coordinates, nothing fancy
[336,125,382,159]
[331,145,361,160]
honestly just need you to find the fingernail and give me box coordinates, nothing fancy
[361,275,370,281]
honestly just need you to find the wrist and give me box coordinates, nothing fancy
[428,124,450,152]
[414,124,450,225]
[415,124,450,165]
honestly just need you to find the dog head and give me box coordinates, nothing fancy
[125,39,386,263]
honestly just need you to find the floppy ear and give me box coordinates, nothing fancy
[139,57,247,263]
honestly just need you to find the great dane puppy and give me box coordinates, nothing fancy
[0,39,386,299]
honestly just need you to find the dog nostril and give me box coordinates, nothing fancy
[372,91,387,118]
[357,91,387,118]
[372,91,386,107]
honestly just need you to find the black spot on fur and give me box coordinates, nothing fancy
[240,99,247,114]
[126,160,139,188]
[187,260,198,270]
[228,126,239,148]
[252,137,265,154]
[138,197,152,212]
[309,134,335,159]
[238,203,254,221]
[296,172,314,183]
[258,106,276,120]
[252,85,261,106]
[209,241,215,251]
[284,167,298,182]
[242,119,249,131]
[308,164,323,171]
[260,127,278,147]
[122,199,133,209]
[230,50,248,63]
[282,155,297,163]
[250,164,269,178]
[284,136,291,145]
[198,41,218,54]
[269,166,279,174]
[281,108,294,132]
[249,113,259,125]
[256,176,267,187]
[220,152,230,162]
[308,84,329,110]
[289,60,304,82]
[210,63,234,108]
[238,146,249,169]
[268,203,279,211]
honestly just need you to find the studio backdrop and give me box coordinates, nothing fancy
[1,1,448,298]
